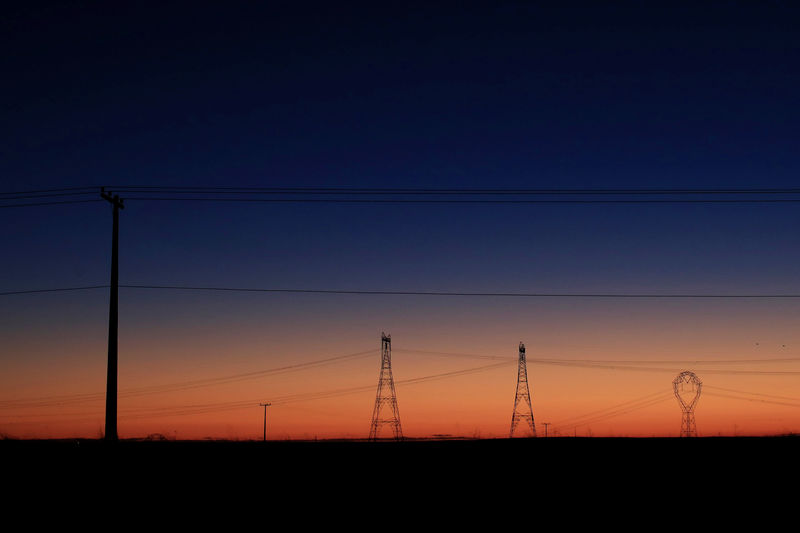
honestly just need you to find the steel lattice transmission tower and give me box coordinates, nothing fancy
[510,342,537,438]
[368,333,403,440]
[673,370,702,437]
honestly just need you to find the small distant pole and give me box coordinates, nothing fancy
[542,422,550,438]
[259,403,272,441]
[101,187,124,442]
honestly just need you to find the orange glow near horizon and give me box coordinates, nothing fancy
[3,307,800,440]
[2,296,800,440]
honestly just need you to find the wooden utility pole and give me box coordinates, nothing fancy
[101,188,124,441]
[259,403,272,441]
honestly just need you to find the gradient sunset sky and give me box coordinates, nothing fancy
[2,3,800,439]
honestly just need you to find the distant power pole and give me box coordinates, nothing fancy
[510,342,537,438]
[542,422,550,438]
[259,403,272,441]
[368,333,403,440]
[101,188,124,442]
[673,371,702,437]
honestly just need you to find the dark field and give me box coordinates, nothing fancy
[4,436,792,524]
[4,436,794,492]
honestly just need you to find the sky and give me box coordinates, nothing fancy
[2,2,800,439]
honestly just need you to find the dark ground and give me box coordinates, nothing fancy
[4,436,794,483]
[3,437,793,523]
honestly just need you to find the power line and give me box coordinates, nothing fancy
[0,285,109,296]
[704,391,800,408]
[99,285,800,298]
[5,283,800,298]
[0,349,377,409]
[11,344,800,421]
[530,359,800,376]
[552,395,676,434]
[551,390,673,427]
[121,284,800,298]
[11,382,800,426]
[704,385,800,403]
[395,348,800,365]
[99,185,800,195]
[119,197,800,204]
[1,359,517,422]
[0,192,99,200]
[394,349,800,375]
[254,361,516,408]
[0,199,104,208]
[116,349,376,397]
[6,360,516,422]
[6,185,800,207]
[6,353,800,427]
[0,186,98,196]
[395,348,512,361]
[89,184,800,205]
[4,185,800,195]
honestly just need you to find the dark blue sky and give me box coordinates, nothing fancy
[4,3,799,188]
[2,2,799,321]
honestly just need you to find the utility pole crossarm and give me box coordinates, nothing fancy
[101,187,125,209]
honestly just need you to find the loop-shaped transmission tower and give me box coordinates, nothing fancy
[673,370,702,437]
[368,332,403,440]
[510,342,537,438]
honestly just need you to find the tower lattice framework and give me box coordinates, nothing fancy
[368,333,403,440]
[510,342,537,438]
[673,370,702,437]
